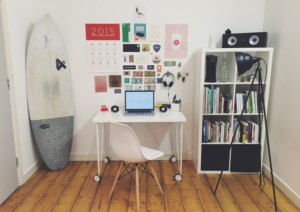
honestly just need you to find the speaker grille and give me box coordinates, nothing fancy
[249,35,259,45]
[227,36,237,46]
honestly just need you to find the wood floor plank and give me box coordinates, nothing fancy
[109,162,132,212]
[235,174,279,212]
[206,174,241,212]
[186,161,222,212]
[90,161,120,212]
[0,164,48,212]
[128,164,147,212]
[173,161,204,212]
[71,162,104,212]
[52,161,93,212]
[13,168,61,212]
[222,174,261,212]
[32,162,81,212]
[250,174,300,212]
[146,161,165,212]
[161,161,184,212]
[2,160,300,212]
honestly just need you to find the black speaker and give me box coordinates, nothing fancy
[111,105,119,113]
[205,55,217,82]
[222,32,268,48]
[159,105,167,113]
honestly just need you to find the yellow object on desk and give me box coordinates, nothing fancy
[155,103,162,108]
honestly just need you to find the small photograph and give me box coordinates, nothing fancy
[125,85,133,90]
[123,71,130,76]
[142,44,150,52]
[109,75,122,87]
[134,23,146,42]
[144,78,156,84]
[144,85,156,90]
[123,55,128,63]
[144,71,155,77]
[131,78,143,84]
[133,71,143,77]
[124,78,130,83]
[134,85,142,90]
[133,4,146,22]
[129,55,134,63]
[138,65,144,70]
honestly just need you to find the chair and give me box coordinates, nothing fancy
[108,122,164,212]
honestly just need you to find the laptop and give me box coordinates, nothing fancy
[124,91,155,115]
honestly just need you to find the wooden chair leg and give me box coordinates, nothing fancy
[109,161,124,199]
[148,161,164,195]
[135,163,139,212]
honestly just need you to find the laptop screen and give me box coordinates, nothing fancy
[125,91,154,110]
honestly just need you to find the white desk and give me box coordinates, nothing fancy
[92,108,186,182]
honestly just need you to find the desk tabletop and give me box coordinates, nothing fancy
[93,108,186,123]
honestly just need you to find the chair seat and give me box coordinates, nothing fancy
[140,146,164,160]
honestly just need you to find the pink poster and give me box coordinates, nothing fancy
[165,24,188,58]
[95,76,107,92]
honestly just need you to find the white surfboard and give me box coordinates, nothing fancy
[26,14,74,171]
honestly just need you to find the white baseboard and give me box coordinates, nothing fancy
[263,164,300,209]
[21,160,44,185]
[69,153,192,162]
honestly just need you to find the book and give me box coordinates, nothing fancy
[211,85,214,113]
[208,89,211,114]
[239,122,243,143]
[241,121,247,143]
[221,97,224,114]
[207,88,210,114]
[204,120,208,142]
[220,121,225,143]
[219,93,222,113]
[208,121,211,141]
[249,91,253,113]
[215,121,220,142]
[224,94,229,113]
[203,89,206,114]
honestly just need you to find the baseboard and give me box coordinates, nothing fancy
[69,153,192,162]
[263,164,300,209]
[21,160,44,185]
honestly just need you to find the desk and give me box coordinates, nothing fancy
[92,109,186,182]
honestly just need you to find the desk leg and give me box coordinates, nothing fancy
[180,122,183,175]
[94,123,101,182]
[103,123,110,164]
[174,122,183,182]
[169,123,177,163]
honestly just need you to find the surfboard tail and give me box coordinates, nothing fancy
[31,116,74,171]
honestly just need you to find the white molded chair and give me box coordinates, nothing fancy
[108,122,164,212]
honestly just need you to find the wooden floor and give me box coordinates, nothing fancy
[0,161,299,212]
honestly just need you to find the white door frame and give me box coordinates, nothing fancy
[0,0,24,185]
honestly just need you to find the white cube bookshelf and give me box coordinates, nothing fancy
[192,48,274,174]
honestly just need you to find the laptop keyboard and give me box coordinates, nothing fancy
[128,110,151,113]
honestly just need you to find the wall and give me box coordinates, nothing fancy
[31,0,266,158]
[263,0,300,205]
[1,0,41,183]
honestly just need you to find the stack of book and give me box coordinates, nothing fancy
[202,119,231,143]
[235,90,262,114]
[203,85,233,114]
[232,118,260,143]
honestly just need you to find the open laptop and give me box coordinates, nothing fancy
[124,90,155,115]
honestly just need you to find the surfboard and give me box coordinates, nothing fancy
[26,14,74,171]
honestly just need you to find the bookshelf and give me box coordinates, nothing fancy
[192,48,274,174]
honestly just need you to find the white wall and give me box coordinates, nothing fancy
[1,0,41,182]
[31,0,266,158]
[263,0,300,202]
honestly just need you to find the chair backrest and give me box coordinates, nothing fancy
[108,122,147,163]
